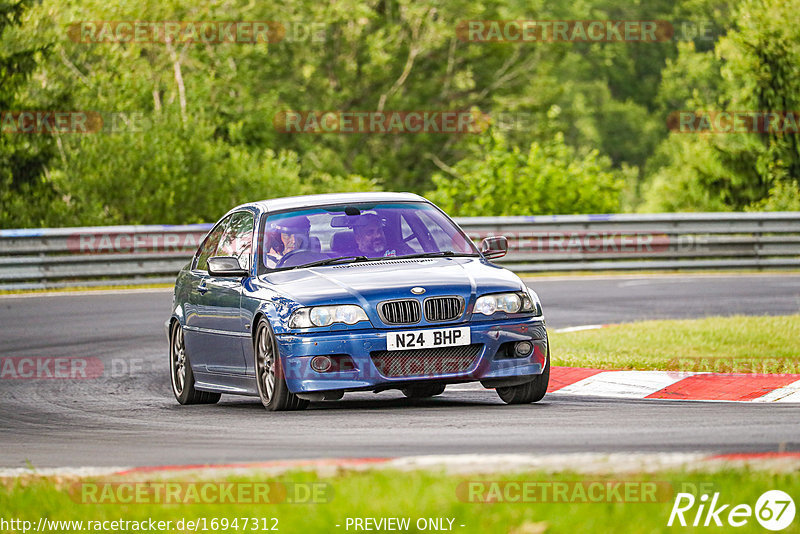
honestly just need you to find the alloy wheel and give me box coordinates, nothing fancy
[256,322,276,403]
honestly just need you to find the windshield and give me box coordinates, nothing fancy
[257,202,479,273]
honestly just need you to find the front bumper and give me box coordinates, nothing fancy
[276,317,547,393]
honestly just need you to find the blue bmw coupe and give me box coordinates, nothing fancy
[168,192,549,411]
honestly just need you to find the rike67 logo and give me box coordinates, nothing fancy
[668,490,795,530]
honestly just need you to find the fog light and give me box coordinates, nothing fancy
[310,356,333,372]
[514,341,533,357]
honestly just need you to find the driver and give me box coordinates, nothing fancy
[353,213,406,258]
[265,216,310,268]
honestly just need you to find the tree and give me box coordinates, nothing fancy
[0,0,59,227]
[427,128,625,216]
[641,0,800,212]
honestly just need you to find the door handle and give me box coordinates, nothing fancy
[197,282,209,295]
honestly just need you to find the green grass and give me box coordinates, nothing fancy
[551,314,800,373]
[1,468,798,533]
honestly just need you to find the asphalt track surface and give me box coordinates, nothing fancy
[1,274,799,468]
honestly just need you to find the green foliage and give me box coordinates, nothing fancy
[1,0,798,227]
[50,114,377,226]
[428,129,624,216]
[639,131,774,212]
[642,0,800,212]
[747,180,800,211]
[0,0,60,227]
[718,0,800,181]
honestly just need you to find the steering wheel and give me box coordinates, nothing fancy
[275,249,328,268]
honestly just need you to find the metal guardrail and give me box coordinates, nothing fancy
[1,213,799,290]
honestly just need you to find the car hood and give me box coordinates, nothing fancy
[258,257,526,308]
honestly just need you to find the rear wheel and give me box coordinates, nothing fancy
[254,317,308,411]
[402,384,446,398]
[496,345,550,405]
[170,321,221,405]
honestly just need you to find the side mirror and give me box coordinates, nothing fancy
[207,256,249,278]
[480,236,508,260]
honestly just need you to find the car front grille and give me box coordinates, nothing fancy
[370,344,482,378]
[424,296,463,322]
[379,299,421,325]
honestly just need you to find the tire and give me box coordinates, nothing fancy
[496,344,550,405]
[254,317,309,412]
[402,384,446,398]
[170,321,221,405]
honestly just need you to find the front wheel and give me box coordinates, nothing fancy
[254,318,308,411]
[496,345,550,405]
[170,321,221,405]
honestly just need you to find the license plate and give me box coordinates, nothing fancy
[386,326,470,351]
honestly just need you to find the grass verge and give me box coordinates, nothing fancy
[0,283,172,296]
[1,468,798,533]
[551,314,800,373]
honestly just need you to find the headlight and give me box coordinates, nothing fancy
[526,288,544,317]
[474,291,542,316]
[289,305,369,328]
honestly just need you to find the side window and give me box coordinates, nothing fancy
[194,216,230,271]
[417,210,466,252]
[217,211,255,270]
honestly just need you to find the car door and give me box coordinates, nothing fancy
[184,212,253,375]
[207,211,255,374]
[184,215,228,373]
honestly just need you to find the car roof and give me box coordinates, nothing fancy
[238,192,428,213]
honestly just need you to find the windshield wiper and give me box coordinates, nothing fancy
[287,255,371,270]
[273,252,476,272]
[392,251,478,260]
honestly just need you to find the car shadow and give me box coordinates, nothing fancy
[212,392,554,412]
